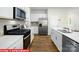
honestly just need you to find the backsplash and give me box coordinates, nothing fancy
[0,19,25,35]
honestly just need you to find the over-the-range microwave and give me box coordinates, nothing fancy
[13,7,26,20]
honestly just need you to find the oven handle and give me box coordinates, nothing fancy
[23,34,30,40]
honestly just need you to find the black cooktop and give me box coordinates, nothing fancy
[7,29,30,35]
[4,25,31,38]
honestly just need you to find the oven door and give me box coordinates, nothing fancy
[23,34,30,49]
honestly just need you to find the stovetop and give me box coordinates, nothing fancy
[4,28,31,38]
[4,25,31,38]
[7,29,30,35]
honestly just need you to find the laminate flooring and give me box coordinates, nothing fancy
[30,35,59,52]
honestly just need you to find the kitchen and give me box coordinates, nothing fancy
[0,7,79,52]
[0,7,31,50]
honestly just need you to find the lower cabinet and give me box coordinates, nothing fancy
[51,29,79,52]
[8,38,23,49]
[62,35,79,52]
[8,34,30,49]
[51,29,62,51]
[31,26,38,35]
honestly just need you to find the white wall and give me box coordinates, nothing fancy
[0,19,25,35]
[48,8,69,35]
[67,8,79,30]
[25,7,30,21]
[24,7,31,28]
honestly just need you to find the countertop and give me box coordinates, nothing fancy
[52,28,79,43]
[0,35,23,49]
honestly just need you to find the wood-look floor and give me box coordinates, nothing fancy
[30,35,59,52]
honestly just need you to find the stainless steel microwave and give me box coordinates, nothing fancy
[13,7,26,20]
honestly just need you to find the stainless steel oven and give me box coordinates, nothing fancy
[23,34,30,49]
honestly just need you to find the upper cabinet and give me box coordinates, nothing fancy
[30,8,47,22]
[0,7,13,19]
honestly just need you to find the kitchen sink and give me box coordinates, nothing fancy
[58,30,72,33]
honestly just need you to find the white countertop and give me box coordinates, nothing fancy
[52,28,79,43]
[0,35,23,49]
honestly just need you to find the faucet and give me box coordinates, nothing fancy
[63,27,69,31]
[63,27,72,32]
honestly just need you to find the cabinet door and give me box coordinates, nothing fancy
[0,7,13,19]
[8,38,23,49]
[51,30,56,43]
[14,39,23,49]
[51,30,62,51]
[51,30,59,50]
[56,32,62,51]
[34,27,38,34]
[33,27,38,34]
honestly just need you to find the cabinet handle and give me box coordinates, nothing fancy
[56,37,57,40]
[24,34,30,40]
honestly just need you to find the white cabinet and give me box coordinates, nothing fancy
[31,26,38,43]
[0,36,23,49]
[31,14,39,22]
[0,7,13,19]
[56,31,62,51]
[31,26,38,34]
[8,37,23,49]
[34,26,38,34]
[51,29,62,51]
